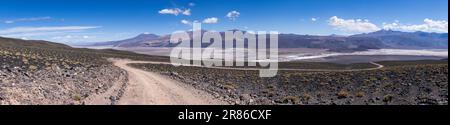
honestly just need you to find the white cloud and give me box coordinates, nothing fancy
[3,17,52,24]
[382,19,448,33]
[226,11,240,21]
[4,21,14,24]
[181,20,200,25]
[188,2,196,7]
[3,31,71,37]
[203,17,218,24]
[328,16,380,33]
[159,8,182,15]
[51,35,95,41]
[311,18,317,22]
[181,18,218,25]
[0,26,100,35]
[181,19,192,25]
[182,9,191,16]
[158,8,191,16]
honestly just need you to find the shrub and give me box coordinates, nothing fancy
[282,96,299,103]
[383,94,393,102]
[337,90,349,99]
[73,94,82,101]
[29,65,38,70]
[356,91,365,98]
[223,84,235,90]
[303,93,312,101]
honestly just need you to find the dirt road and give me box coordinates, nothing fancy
[112,59,226,105]
[97,59,383,105]
[113,60,385,72]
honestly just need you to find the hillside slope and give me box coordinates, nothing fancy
[88,30,448,52]
[0,37,170,104]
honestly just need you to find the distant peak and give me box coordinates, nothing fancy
[228,29,242,31]
[134,33,160,39]
[137,33,158,36]
[375,29,396,33]
[329,34,345,37]
[360,29,404,35]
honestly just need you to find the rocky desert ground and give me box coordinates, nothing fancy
[1,37,448,105]
[0,37,165,105]
[131,60,448,105]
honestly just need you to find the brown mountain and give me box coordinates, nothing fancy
[88,30,448,52]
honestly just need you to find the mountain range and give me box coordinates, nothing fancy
[87,30,448,52]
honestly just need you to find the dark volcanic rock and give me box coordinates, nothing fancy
[131,60,448,105]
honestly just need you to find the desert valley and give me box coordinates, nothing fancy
[1,29,448,105]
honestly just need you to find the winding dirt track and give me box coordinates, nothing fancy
[112,59,226,105]
[109,59,384,105]
[115,60,385,72]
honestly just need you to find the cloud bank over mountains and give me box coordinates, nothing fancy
[328,16,448,34]
[382,19,448,33]
[328,16,381,33]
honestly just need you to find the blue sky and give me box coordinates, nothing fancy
[0,0,448,44]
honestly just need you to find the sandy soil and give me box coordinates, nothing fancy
[111,59,227,105]
[90,59,384,105]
